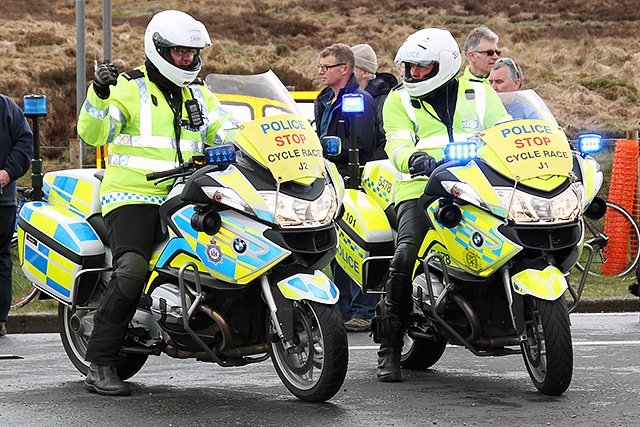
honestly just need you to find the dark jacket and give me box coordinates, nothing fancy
[314,74,383,176]
[364,72,398,160]
[0,94,33,206]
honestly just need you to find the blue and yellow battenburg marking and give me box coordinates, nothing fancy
[277,271,338,303]
[426,204,521,276]
[172,205,289,284]
[511,265,567,300]
[361,160,398,211]
[19,201,104,303]
[42,169,102,218]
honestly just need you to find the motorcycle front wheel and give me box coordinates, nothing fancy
[58,302,148,381]
[268,301,348,402]
[521,296,572,396]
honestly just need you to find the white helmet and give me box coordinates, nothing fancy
[394,28,461,97]
[144,10,212,87]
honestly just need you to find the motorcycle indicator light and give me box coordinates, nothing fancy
[341,93,365,115]
[577,133,602,154]
[205,145,236,165]
[445,142,477,161]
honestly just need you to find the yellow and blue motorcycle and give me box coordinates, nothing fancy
[16,71,348,402]
[335,90,605,395]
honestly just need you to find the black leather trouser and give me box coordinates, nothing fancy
[85,204,160,367]
[384,198,430,321]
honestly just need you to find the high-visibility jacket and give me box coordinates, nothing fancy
[383,78,510,204]
[78,66,236,215]
[459,65,490,84]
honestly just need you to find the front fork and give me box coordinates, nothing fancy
[260,276,296,350]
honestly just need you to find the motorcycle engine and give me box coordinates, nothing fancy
[150,283,191,325]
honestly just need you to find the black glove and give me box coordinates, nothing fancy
[93,61,119,99]
[409,151,437,178]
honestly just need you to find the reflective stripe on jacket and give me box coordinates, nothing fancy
[78,65,236,215]
[383,78,510,204]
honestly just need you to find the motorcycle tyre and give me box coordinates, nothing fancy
[521,296,573,396]
[58,303,148,381]
[400,329,447,370]
[268,301,348,402]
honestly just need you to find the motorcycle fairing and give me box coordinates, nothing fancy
[575,154,603,209]
[511,265,568,300]
[426,203,522,276]
[276,270,338,304]
[172,206,290,284]
[446,161,508,218]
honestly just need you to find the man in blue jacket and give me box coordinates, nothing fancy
[0,94,33,336]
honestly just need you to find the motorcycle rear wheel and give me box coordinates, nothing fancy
[521,296,572,396]
[58,303,148,381]
[400,327,447,370]
[268,300,348,402]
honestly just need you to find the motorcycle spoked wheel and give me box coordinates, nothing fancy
[58,301,148,381]
[400,327,447,370]
[268,300,348,402]
[521,296,573,396]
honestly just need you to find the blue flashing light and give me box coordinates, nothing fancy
[445,142,477,161]
[341,93,365,115]
[23,94,47,117]
[204,145,236,165]
[577,133,603,154]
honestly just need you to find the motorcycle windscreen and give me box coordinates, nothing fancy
[234,114,325,184]
[511,265,568,300]
[479,119,573,182]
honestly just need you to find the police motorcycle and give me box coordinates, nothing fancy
[16,70,348,402]
[332,89,606,395]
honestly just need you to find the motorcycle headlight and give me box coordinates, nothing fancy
[259,184,339,227]
[496,183,583,224]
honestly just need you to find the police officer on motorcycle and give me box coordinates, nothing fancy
[375,28,510,382]
[77,10,237,396]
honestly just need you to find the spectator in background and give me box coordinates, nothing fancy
[314,43,381,176]
[313,43,381,332]
[351,43,398,160]
[461,25,500,83]
[489,57,539,119]
[0,94,33,337]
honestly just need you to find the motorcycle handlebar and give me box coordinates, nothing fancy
[146,162,190,181]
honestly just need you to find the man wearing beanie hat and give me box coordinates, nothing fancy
[351,44,398,160]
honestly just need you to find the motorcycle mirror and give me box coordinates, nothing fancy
[323,136,342,157]
[584,196,607,220]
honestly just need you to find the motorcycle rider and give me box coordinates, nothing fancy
[77,10,237,396]
[375,28,510,382]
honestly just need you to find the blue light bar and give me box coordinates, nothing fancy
[323,136,341,156]
[577,133,603,154]
[23,94,47,117]
[204,145,236,165]
[445,142,477,161]
[341,93,365,114]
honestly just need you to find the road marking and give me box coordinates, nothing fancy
[349,341,640,351]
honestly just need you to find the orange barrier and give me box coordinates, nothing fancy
[602,139,639,274]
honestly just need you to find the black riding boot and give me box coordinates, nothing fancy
[376,315,405,382]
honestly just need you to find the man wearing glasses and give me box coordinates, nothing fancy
[314,43,382,176]
[313,43,382,332]
[461,25,501,83]
[489,58,539,120]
